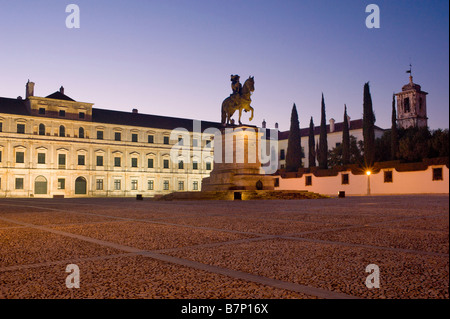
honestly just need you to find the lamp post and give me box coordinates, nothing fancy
[366,170,371,195]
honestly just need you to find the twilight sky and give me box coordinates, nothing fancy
[0,0,448,131]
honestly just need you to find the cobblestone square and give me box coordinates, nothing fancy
[0,195,448,299]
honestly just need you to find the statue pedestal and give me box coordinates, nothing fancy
[201,125,275,191]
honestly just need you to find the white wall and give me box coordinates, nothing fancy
[275,165,449,195]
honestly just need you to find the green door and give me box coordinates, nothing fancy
[75,177,87,195]
[35,176,47,195]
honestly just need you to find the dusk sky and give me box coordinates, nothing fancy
[0,0,448,131]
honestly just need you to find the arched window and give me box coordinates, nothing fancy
[39,124,45,136]
[59,125,65,137]
[79,127,84,138]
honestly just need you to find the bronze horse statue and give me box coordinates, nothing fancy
[221,76,255,125]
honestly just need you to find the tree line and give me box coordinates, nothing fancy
[284,83,449,172]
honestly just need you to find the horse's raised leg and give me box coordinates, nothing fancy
[249,106,254,122]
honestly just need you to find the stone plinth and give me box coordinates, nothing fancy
[202,125,275,191]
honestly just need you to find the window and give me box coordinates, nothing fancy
[131,158,138,168]
[384,171,393,183]
[132,133,138,142]
[178,181,184,191]
[38,108,45,115]
[0,150,2,162]
[336,142,341,147]
[148,180,154,190]
[163,159,169,169]
[79,112,85,119]
[178,137,183,146]
[58,154,66,168]
[131,180,138,190]
[0,122,2,132]
[78,155,86,166]
[58,179,65,190]
[114,179,121,190]
[114,157,121,167]
[341,173,349,185]
[404,97,410,113]
[178,160,184,169]
[163,136,170,144]
[193,181,198,190]
[16,152,24,163]
[96,156,103,167]
[148,135,154,143]
[163,180,170,190]
[305,175,312,186]
[115,132,121,141]
[37,153,46,164]
[15,178,24,190]
[59,110,66,117]
[97,131,104,140]
[206,162,212,170]
[148,158,154,169]
[193,139,198,147]
[205,140,212,148]
[193,161,198,170]
[274,178,280,187]
[79,127,84,138]
[280,149,285,160]
[38,124,45,136]
[419,97,423,111]
[433,168,443,181]
[17,124,25,134]
[96,179,104,190]
[59,125,65,137]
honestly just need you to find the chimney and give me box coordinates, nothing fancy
[132,108,138,114]
[262,119,266,128]
[26,80,35,99]
[329,118,335,132]
[60,86,64,94]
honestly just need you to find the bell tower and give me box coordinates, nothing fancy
[395,66,428,129]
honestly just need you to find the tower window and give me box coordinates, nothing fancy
[404,97,410,113]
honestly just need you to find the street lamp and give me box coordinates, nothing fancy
[366,170,371,195]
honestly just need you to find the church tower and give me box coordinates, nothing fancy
[395,67,428,129]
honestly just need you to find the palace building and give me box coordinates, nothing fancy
[0,81,220,198]
[0,75,432,197]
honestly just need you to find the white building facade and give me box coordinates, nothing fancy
[0,82,218,198]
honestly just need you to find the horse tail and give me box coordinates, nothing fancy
[221,100,227,124]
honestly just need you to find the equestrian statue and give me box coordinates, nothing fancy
[221,75,255,126]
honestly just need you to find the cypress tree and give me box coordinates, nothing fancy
[318,93,328,169]
[308,117,316,167]
[363,82,376,166]
[342,105,350,165]
[391,93,399,160]
[285,103,302,172]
